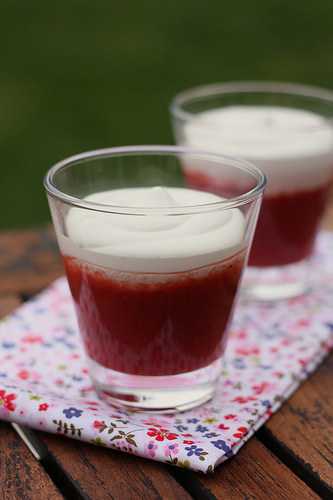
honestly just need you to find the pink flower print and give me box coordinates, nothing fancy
[233,426,248,439]
[235,346,260,356]
[235,330,247,340]
[0,390,16,411]
[93,420,106,431]
[297,319,310,327]
[143,417,170,427]
[164,442,180,457]
[252,382,270,395]
[38,403,49,412]
[18,369,30,380]
[70,354,80,360]
[81,386,94,394]
[298,358,308,367]
[147,427,178,442]
[22,335,43,344]
[145,440,158,458]
[183,440,195,445]
[232,396,257,404]
[224,414,236,420]
[218,423,230,430]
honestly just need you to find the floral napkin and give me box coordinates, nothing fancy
[0,232,332,473]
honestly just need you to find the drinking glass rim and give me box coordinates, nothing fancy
[170,81,333,128]
[44,145,266,215]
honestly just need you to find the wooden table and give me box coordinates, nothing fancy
[0,217,333,499]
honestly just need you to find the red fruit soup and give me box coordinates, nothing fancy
[64,250,245,377]
[185,169,332,267]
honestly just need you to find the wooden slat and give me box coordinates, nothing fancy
[40,433,191,500]
[0,423,62,500]
[263,352,333,496]
[0,295,21,318]
[190,438,319,500]
[0,227,63,295]
[256,201,333,497]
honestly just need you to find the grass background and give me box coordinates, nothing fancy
[1,0,333,228]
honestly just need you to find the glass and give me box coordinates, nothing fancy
[44,146,265,412]
[170,82,333,300]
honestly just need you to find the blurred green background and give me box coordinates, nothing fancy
[1,1,333,229]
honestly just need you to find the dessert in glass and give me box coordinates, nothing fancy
[170,82,333,300]
[44,146,265,411]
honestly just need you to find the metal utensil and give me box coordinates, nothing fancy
[11,423,48,461]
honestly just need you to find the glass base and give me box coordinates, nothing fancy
[88,357,223,413]
[242,258,312,301]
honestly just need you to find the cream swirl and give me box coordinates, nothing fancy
[60,187,245,273]
[183,106,333,194]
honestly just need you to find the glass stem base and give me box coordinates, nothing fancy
[88,357,223,413]
[241,258,312,301]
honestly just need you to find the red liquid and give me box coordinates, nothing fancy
[185,169,331,267]
[64,252,245,376]
[248,187,329,266]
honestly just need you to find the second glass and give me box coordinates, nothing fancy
[44,146,265,412]
[171,82,333,300]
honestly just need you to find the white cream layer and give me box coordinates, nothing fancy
[60,187,245,273]
[183,106,333,194]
